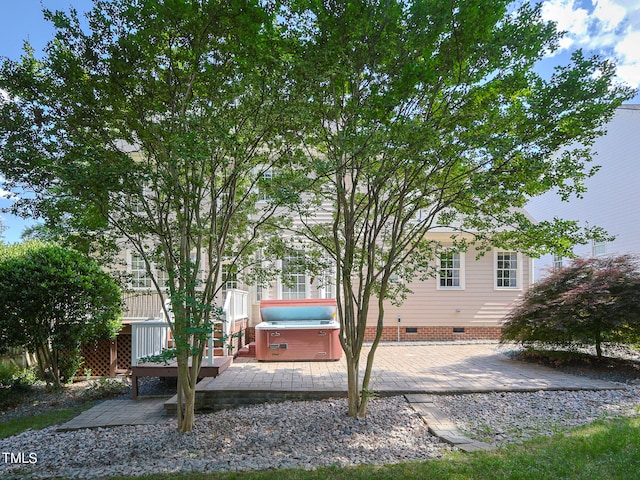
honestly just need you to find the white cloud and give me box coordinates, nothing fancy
[541,0,640,91]
[614,30,640,86]
[593,0,626,32]
[0,176,16,200]
[615,30,640,64]
[541,0,590,50]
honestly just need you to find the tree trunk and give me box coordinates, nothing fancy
[176,357,196,433]
[357,296,386,417]
[345,353,360,416]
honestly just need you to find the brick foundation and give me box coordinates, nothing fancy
[245,325,501,344]
[364,326,502,342]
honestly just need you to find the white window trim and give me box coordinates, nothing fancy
[279,253,309,300]
[437,250,466,290]
[128,251,153,290]
[256,168,274,203]
[128,250,205,291]
[221,261,238,293]
[318,264,336,299]
[494,250,523,291]
[553,254,563,272]
[592,240,607,257]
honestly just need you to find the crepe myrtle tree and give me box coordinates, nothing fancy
[502,255,640,357]
[284,0,634,417]
[0,0,299,432]
[0,241,122,390]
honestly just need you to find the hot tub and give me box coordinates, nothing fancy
[255,299,342,361]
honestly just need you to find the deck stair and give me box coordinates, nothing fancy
[164,382,344,414]
[133,355,233,399]
[236,342,256,358]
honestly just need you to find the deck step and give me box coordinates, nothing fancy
[236,342,256,358]
[162,356,234,413]
[164,386,346,414]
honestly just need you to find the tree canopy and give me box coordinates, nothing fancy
[284,0,634,416]
[0,0,634,423]
[0,0,297,432]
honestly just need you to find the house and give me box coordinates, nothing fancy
[107,158,536,362]
[117,228,532,346]
[360,231,532,342]
[526,105,640,280]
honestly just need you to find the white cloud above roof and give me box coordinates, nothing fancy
[541,0,640,90]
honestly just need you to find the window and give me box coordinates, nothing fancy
[496,251,519,289]
[281,251,306,299]
[592,240,606,257]
[553,254,563,272]
[258,169,273,201]
[222,263,238,293]
[131,253,152,289]
[128,194,146,215]
[155,263,170,289]
[438,251,464,289]
[129,250,202,291]
[319,264,336,299]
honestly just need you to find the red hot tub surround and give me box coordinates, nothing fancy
[255,299,342,361]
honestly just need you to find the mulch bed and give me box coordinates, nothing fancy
[511,347,640,384]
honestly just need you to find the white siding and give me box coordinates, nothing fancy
[527,105,640,280]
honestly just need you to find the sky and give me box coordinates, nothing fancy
[0,0,639,243]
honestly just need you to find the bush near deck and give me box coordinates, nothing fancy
[0,241,122,389]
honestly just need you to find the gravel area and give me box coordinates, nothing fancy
[0,396,450,479]
[2,343,640,479]
[2,388,640,479]
[430,387,640,446]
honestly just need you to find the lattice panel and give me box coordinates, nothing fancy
[116,334,132,372]
[80,339,112,377]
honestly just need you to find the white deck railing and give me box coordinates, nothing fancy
[130,289,249,366]
[130,320,171,366]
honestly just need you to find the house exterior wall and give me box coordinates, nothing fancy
[116,167,534,341]
[362,247,530,341]
[244,244,531,342]
[527,105,640,280]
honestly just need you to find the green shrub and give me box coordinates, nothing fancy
[12,367,39,390]
[82,377,129,400]
[0,361,19,387]
[0,241,122,389]
[0,363,39,392]
[502,255,640,356]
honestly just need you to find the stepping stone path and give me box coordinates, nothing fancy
[405,394,494,452]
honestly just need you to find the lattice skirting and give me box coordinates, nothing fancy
[79,332,132,378]
[79,319,248,378]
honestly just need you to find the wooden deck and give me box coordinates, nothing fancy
[131,356,233,399]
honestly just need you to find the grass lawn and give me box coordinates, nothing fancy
[0,402,95,439]
[105,416,640,480]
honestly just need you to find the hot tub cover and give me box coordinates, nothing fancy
[260,299,337,322]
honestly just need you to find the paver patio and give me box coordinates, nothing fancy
[58,398,173,431]
[59,342,623,431]
[196,343,620,395]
